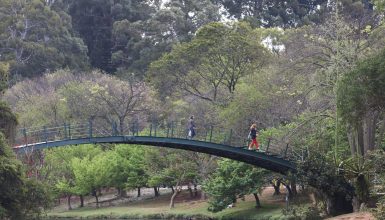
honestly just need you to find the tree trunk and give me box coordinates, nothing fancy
[67,195,72,210]
[272,179,281,195]
[188,184,193,198]
[376,116,385,149]
[194,184,198,197]
[154,187,159,197]
[291,180,297,196]
[355,124,365,156]
[80,195,84,207]
[325,193,353,216]
[352,196,360,212]
[253,193,261,208]
[170,187,181,209]
[363,110,378,154]
[201,191,207,200]
[284,184,293,199]
[137,187,141,197]
[347,125,357,155]
[93,190,99,208]
[171,186,174,193]
[117,187,127,198]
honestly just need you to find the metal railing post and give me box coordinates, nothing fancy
[149,123,152,136]
[154,122,157,137]
[209,125,213,142]
[68,123,71,139]
[64,123,67,139]
[23,128,27,146]
[166,123,170,138]
[89,119,93,139]
[43,126,48,143]
[171,122,174,137]
[228,129,233,145]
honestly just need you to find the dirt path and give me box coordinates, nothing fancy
[326,212,375,220]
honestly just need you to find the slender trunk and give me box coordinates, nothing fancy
[154,187,159,197]
[67,195,72,210]
[137,187,141,197]
[272,179,281,195]
[253,193,261,208]
[376,117,385,149]
[119,118,124,135]
[347,125,356,155]
[171,186,174,193]
[355,124,364,156]
[363,110,378,154]
[291,180,297,196]
[188,184,193,198]
[93,189,99,208]
[170,187,181,209]
[118,187,127,198]
[80,195,84,207]
[201,191,207,200]
[194,184,198,197]
[284,184,293,200]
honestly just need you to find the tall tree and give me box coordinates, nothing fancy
[203,159,268,212]
[112,0,220,77]
[338,49,385,154]
[148,22,269,104]
[213,0,374,28]
[0,0,89,79]
[66,0,156,72]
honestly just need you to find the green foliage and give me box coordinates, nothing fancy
[338,49,385,125]
[146,149,197,188]
[213,0,331,28]
[282,205,322,220]
[42,144,103,200]
[203,159,268,212]
[0,62,9,93]
[112,0,220,77]
[0,133,52,219]
[367,150,385,218]
[296,152,354,215]
[0,0,89,79]
[0,101,18,142]
[148,21,269,103]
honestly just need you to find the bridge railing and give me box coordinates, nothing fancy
[14,120,295,160]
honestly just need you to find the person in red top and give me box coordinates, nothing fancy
[248,124,259,151]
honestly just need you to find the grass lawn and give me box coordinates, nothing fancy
[47,188,288,220]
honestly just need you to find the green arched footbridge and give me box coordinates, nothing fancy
[13,121,296,175]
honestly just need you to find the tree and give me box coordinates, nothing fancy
[112,0,220,77]
[0,0,89,79]
[148,22,269,103]
[296,152,354,216]
[71,154,108,208]
[42,145,103,209]
[0,101,17,143]
[202,159,268,212]
[63,0,156,72]
[213,0,374,28]
[338,48,385,155]
[4,70,149,130]
[146,149,197,209]
[0,133,52,219]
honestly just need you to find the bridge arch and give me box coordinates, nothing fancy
[14,135,296,174]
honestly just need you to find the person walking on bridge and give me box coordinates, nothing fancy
[248,124,259,151]
[188,115,196,139]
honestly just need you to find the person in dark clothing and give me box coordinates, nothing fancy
[248,124,259,150]
[188,115,196,139]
